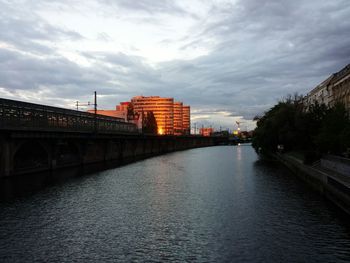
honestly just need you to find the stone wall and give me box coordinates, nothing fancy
[321,155,350,177]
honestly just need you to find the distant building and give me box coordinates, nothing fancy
[199,127,213,137]
[304,64,350,113]
[329,64,350,112]
[173,102,183,136]
[87,109,123,119]
[88,96,190,135]
[182,105,190,135]
[115,102,130,119]
[88,102,129,121]
[131,96,174,135]
[303,75,334,109]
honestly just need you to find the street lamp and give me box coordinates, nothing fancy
[75,91,97,132]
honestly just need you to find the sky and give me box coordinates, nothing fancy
[0,0,349,131]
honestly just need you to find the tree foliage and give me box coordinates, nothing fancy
[127,103,135,121]
[143,111,158,134]
[314,103,350,154]
[252,96,350,157]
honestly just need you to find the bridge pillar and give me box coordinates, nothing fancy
[50,141,57,169]
[1,140,13,177]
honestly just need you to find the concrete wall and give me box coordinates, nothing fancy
[0,133,221,178]
[321,155,350,177]
[276,153,350,216]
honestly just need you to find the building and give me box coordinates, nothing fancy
[115,102,130,120]
[131,96,174,135]
[182,105,190,135]
[87,102,129,121]
[87,96,191,135]
[173,102,183,136]
[329,64,350,112]
[304,64,350,113]
[87,109,123,119]
[303,75,334,110]
[199,127,213,137]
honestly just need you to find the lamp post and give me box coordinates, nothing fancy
[94,91,97,133]
[75,91,97,132]
[75,91,97,112]
[141,107,144,134]
[75,101,91,110]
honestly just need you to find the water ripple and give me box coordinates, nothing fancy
[0,146,350,262]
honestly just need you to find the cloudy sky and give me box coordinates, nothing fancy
[0,0,349,130]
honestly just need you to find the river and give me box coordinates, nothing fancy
[0,145,350,262]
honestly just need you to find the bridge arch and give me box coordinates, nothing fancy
[55,141,81,166]
[13,141,49,172]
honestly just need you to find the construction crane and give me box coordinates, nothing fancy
[236,121,245,132]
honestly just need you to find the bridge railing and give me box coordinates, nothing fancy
[0,98,138,134]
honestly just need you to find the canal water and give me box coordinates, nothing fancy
[0,145,350,262]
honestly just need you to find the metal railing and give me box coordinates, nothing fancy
[0,98,138,134]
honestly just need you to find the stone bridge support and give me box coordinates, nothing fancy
[0,132,227,178]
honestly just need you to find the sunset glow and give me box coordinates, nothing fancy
[158,128,164,135]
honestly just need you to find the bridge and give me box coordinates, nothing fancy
[0,98,227,178]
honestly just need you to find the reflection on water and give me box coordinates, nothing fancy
[0,145,350,262]
[237,144,242,161]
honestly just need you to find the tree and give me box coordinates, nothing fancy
[314,103,350,154]
[252,96,302,153]
[127,103,135,121]
[142,111,158,134]
[252,93,350,158]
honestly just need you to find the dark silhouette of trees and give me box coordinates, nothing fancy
[143,111,158,134]
[252,95,350,159]
[252,95,303,153]
[127,103,135,121]
[314,103,350,154]
[126,104,158,134]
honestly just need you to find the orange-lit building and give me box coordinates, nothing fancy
[131,96,174,135]
[182,105,190,135]
[88,102,130,121]
[199,127,213,137]
[116,102,130,112]
[88,96,190,135]
[173,102,183,135]
[87,109,122,119]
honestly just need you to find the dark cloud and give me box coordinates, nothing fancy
[158,0,350,119]
[0,0,83,55]
[0,49,94,88]
[0,0,349,127]
[0,47,167,108]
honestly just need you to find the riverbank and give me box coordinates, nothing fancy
[275,153,350,216]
